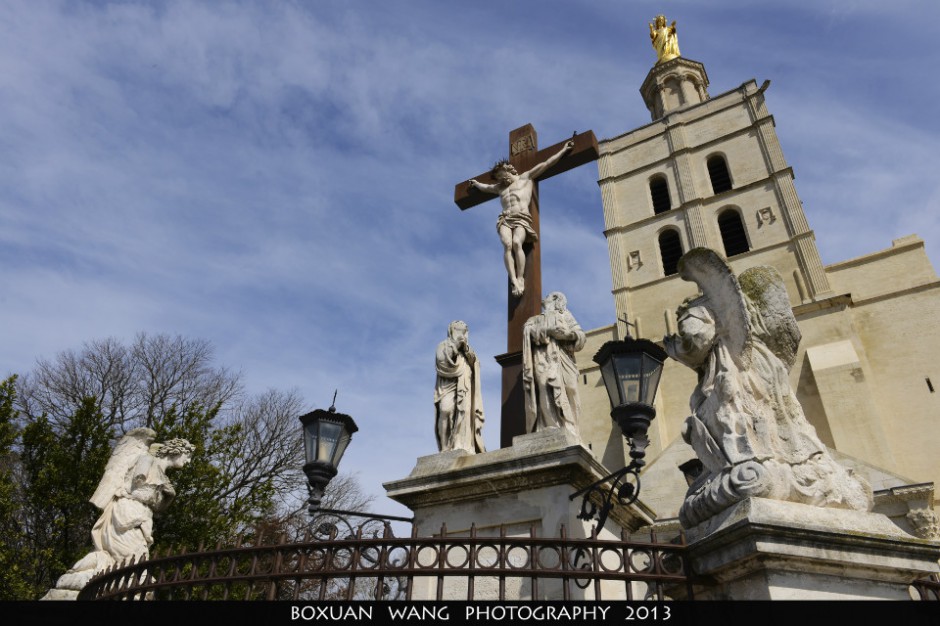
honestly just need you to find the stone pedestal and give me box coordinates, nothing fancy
[385,428,653,537]
[678,498,940,600]
[383,429,655,599]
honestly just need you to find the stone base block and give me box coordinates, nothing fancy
[384,429,658,600]
[385,428,654,538]
[681,498,940,600]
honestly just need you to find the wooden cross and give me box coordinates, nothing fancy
[454,124,599,448]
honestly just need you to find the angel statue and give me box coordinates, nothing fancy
[42,428,195,600]
[664,248,872,528]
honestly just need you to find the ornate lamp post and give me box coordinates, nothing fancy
[299,404,358,516]
[297,399,413,600]
[570,336,668,529]
[299,398,413,538]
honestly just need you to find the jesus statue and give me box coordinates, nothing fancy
[468,140,574,297]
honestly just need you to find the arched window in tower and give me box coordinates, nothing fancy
[664,77,684,108]
[707,155,732,194]
[718,209,750,257]
[650,176,672,214]
[658,229,683,277]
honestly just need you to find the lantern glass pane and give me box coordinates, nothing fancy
[641,354,664,405]
[317,421,343,464]
[600,359,620,406]
[303,423,317,464]
[333,433,352,466]
[613,353,642,404]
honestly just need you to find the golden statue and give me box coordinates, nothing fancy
[649,15,680,64]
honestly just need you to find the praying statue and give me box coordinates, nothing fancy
[435,321,485,453]
[522,292,586,439]
[649,14,680,64]
[42,429,195,600]
[663,248,872,528]
[468,140,574,297]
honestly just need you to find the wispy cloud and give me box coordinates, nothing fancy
[1,1,936,516]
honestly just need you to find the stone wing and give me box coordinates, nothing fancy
[677,248,752,367]
[89,427,156,510]
[738,265,801,369]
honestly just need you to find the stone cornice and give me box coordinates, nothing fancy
[601,79,763,156]
[826,236,926,272]
[384,432,656,530]
[874,483,935,506]
[851,281,940,308]
[685,498,940,556]
[793,293,853,317]
[598,124,783,186]
[641,57,709,91]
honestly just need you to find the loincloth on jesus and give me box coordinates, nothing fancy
[496,211,538,241]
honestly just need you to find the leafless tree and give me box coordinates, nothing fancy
[213,388,308,516]
[13,333,314,525]
[17,333,241,432]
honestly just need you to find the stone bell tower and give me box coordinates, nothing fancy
[570,18,940,600]
[598,58,833,347]
[577,17,940,541]
[579,42,836,482]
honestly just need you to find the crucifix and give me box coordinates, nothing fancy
[453,124,599,448]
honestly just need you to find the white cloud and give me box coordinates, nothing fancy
[1,0,936,513]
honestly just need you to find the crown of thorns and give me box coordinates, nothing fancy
[491,159,515,176]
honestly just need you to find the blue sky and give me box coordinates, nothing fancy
[2,1,939,520]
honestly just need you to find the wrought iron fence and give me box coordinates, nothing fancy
[78,523,693,601]
[912,573,940,600]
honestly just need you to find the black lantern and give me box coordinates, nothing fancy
[570,336,668,530]
[593,338,668,467]
[299,406,358,515]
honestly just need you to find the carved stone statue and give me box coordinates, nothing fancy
[664,249,872,528]
[468,140,574,297]
[907,508,940,541]
[522,292,586,438]
[435,321,485,453]
[649,15,680,64]
[42,429,195,600]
